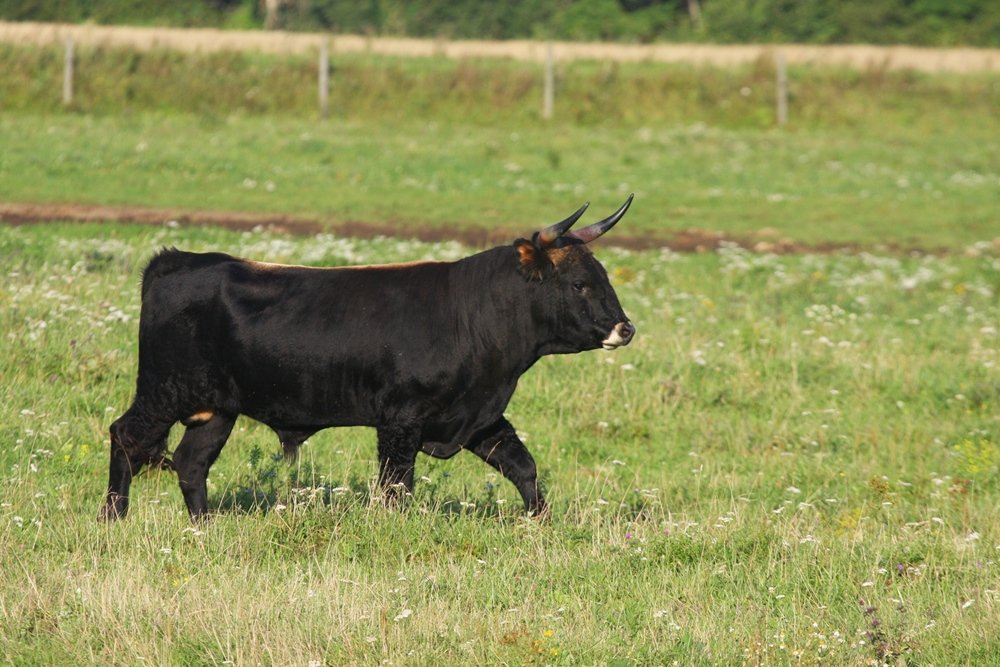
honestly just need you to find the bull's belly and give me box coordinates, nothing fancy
[236,384,373,429]
[240,399,499,442]
[234,379,510,456]
[239,401,369,435]
[244,415,489,461]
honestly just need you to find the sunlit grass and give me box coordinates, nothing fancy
[2,111,997,250]
[1,43,998,251]
[1,222,998,664]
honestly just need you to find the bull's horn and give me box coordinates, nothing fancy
[567,194,634,244]
[537,201,590,246]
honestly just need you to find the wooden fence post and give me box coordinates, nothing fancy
[63,37,74,107]
[775,52,788,126]
[319,38,330,119]
[687,0,701,26]
[542,42,554,120]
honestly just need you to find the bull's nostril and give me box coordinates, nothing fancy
[619,322,635,343]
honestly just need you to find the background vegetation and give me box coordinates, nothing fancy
[5,42,999,126]
[1,42,997,249]
[2,0,1000,47]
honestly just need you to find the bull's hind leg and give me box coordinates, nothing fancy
[172,413,236,519]
[468,419,547,516]
[100,407,173,521]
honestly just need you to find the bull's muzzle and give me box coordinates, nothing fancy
[602,321,635,350]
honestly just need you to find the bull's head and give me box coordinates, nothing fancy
[515,195,636,353]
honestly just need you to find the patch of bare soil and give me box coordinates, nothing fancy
[0,201,936,255]
[1,21,998,73]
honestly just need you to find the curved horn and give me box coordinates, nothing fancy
[566,193,633,244]
[536,201,590,246]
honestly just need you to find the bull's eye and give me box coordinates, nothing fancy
[572,280,587,293]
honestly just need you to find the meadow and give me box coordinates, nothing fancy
[1,42,999,249]
[2,110,998,251]
[1,221,998,665]
[1,38,999,666]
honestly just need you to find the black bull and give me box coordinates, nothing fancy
[100,196,636,520]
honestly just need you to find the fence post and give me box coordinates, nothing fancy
[775,52,788,126]
[63,37,74,107]
[542,42,554,120]
[687,0,701,26]
[319,38,330,119]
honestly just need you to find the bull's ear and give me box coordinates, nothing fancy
[514,238,551,281]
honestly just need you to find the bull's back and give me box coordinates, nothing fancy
[215,258,458,423]
[136,249,459,426]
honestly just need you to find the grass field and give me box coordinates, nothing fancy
[1,221,998,665]
[1,38,998,665]
[1,41,999,250]
[2,111,998,250]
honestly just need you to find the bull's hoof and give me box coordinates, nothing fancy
[526,502,550,522]
[98,494,128,522]
[186,509,215,524]
[375,483,412,509]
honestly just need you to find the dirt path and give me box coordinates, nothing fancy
[2,20,998,73]
[2,201,942,255]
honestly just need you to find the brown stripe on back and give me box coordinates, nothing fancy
[244,258,443,273]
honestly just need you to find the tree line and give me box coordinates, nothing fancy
[2,0,998,47]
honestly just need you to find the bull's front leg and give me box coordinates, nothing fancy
[468,418,547,516]
[376,423,420,505]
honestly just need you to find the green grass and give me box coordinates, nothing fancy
[1,222,998,665]
[1,43,998,250]
[1,111,998,249]
[1,40,998,664]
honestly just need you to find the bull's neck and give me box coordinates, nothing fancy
[451,246,555,374]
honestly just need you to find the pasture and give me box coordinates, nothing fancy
[1,220,998,665]
[1,39,999,250]
[1,111,998,250]
[1,37,999,665]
